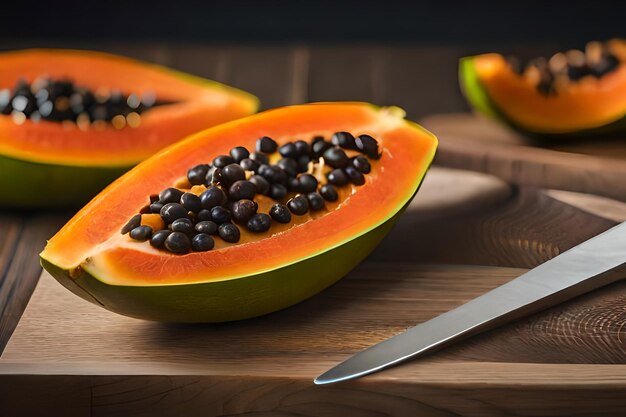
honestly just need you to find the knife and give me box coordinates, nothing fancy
[315,222,626,385]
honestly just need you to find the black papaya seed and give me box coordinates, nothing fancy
[298,173,318,193]
[187,164,210,186]
[277,158,298,177]
[210,206,231,224]
[294,140,310,156]
[249,152,269,165]
[319,184,338,202]
[287,194,309,215]
[150,229,171,249]
[297,155,311,173]
[197,209,212,222]
[129,225,152,241]
[240,157,260,172]
[200,186,227,209]
[192,233,215,252]
[259,164,287,184]
[159,187,184,204]
[171,218,194,235]
[212,154,235,168]
[352,155,371,173]
[246,213,272,233]
[279,142,298,159]
[256,136,278,154]
[345,165,366,186]
[327,168,348,186]
[247,213,271,233]
[249,175,270,195]
[323,147,349,169]
[160,203,188,224]
[164,231,191,254]
[269,183,287,200]
[312,140,332,158]
[121,214,141,234]
[231,199,258,223]
[229,146,250,163]
[228,180,256,201]
[269,203,291,223]
[331,131,357,150]
[180,192,202,213]
[150,202,164,214]
[221,163,246,186]
[195,220,218,235]
[307,192,325,211]
[355,134,380,159]
[287,177,301,192]
[218,223,240,243]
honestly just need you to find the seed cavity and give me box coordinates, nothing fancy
[506,40,623,95]
[0,77,173,127]
[122,132,382,254]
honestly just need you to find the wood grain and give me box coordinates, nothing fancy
[422,113,626,201]
[1,262,625,416]
[0,213,68,353]
[2,168,626,415]
[373,185,618,268]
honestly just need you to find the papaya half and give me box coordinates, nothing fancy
[40,102,437,323]
[0,49,258,207]
[460,39,626,137]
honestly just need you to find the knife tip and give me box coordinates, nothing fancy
[313,373,334,385]
[314,369,357,385]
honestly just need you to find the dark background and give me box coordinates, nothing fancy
[3,1,626,50]
[1,0,625,117]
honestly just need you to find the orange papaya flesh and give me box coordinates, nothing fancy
[40,103,437,322]
[460,39,626,135]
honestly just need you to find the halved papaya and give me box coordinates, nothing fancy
[460,39,626,137]
[0,49,258,207]
[40,102,437,322]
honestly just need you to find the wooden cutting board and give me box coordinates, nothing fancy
[1,167,625,417]
[421,113,626,202]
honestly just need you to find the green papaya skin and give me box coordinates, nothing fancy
[0,153,131,208]
[42,209,402,323]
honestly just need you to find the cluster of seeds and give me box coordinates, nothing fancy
[507,41,622,95]
[0,77,167,129]
[121,132,381,254]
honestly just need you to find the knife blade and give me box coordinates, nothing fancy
[315,222,626,385]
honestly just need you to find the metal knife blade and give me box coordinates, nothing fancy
[315,222,626,385]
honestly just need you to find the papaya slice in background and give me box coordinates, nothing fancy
[459,39,626,137]
[0,49,258,207]
[40,102,438,322]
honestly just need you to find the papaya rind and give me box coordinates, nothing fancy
[42,208,402,323]
[0,152,131,208]
[459,56,626,139]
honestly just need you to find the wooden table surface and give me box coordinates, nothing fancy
[1,42,626,416]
